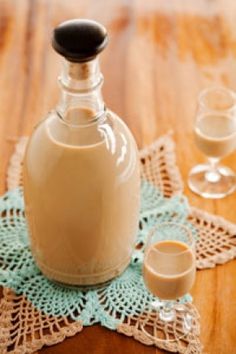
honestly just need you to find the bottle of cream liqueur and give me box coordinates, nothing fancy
[23,19,140,285]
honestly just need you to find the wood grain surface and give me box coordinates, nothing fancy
[1,0,236,353]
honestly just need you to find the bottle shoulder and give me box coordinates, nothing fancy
[106,110,139,149]
[25,109,140,185]
[30,109,138,152]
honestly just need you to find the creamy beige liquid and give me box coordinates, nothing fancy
[194,115,236,158]
[24,107,140,285]
[143,240,195,300]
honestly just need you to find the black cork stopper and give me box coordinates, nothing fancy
[52,19,108,62]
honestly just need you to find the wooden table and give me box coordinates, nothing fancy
[1,0,236,353]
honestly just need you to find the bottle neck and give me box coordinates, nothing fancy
[56,58,105,125]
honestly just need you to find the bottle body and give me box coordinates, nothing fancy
[24,109,140,285]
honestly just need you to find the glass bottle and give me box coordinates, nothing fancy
[23,19,140,285]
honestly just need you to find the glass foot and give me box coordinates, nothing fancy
[141,306,193,344]
[188,164,236,199]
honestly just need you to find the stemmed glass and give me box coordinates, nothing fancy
[188,87,236,199]
[141,222,196,344]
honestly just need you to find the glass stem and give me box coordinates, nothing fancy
[205,157,221,183]
[159,300,176,322]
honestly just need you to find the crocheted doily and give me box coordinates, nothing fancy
[7,135,236,270]
[1,133,235,353]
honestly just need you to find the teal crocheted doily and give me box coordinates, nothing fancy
[0,181,193,330]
